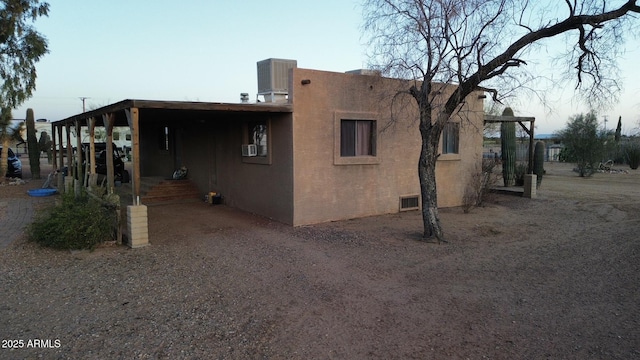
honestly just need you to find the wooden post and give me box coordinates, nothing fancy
[51,123,57,172]
[57,124,65,191]
[528,119,535,174]
[87,117,96,175]
[102,113,115,193]
[125,108,140,205]
[74,120,83,195]
[87,117,98,186]
[65,122,72,176]
[124,107,148,248]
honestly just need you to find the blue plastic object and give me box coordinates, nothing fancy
[27,188,57,197]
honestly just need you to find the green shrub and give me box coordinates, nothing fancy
[625,141,640,170]
[514,162,527,186]
[28,193,116,250]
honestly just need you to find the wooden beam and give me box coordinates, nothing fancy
[484,115,536,123]
[125,108,140,205]
[517,121,532,136]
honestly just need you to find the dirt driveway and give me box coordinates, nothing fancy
[1,162,639,359]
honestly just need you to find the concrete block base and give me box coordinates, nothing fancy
[523,174,537,199]
[127,205,149,248]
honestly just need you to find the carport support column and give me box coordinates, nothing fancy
[87,117,98,187]
[125,108,141,204]
[56,125,64,192]
[127,204,149,248]
[125,107,148,248]
[64,122,73,193]
[523,174,537,199]
[74,120,83,196]
[102,113,116,192]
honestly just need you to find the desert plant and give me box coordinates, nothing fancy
[556,112,605,177]
[28,192,117,250]
[26,108,40,179]
[38,130,52,164]
[514,162,527,186]
[462,159,499,213]
[625,141,640,170]
[533,141,545,188]
[500,107,516,186]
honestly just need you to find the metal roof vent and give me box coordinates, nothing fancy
[257,58,297,103]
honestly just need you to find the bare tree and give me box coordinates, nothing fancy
[363,0,640,242]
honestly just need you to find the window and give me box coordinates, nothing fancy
[248,120,268,156]
[340,120,376,157]
[442,122,459,154]
[243,119,272,165]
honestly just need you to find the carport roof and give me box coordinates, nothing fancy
[52,99,293,127]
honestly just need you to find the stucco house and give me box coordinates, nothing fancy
[50,59,484,246]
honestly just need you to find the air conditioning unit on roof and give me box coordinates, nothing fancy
[242,144,257,157]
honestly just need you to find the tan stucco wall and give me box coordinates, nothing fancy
[213,114,294,224]
[289,68,484,226]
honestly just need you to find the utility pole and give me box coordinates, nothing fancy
[603,115,609,132]
[79,97,90,112]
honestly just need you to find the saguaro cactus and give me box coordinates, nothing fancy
[533,141,545,188]
[26,108,40,179]
[500,107,516,186]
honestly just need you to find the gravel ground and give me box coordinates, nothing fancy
[1,162,639,359]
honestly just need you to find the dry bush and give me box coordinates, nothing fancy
[462,159,499,213]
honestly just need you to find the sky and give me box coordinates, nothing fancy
[12,0,640,135]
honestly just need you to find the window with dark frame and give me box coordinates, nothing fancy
[248,120,268,156]
[340,120,376,157]
[442,122,459,154]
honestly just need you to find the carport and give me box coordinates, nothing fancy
[50,99,292,247]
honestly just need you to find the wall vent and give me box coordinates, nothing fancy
[399,195,420,211]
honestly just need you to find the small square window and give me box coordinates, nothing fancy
[340,120,376,157]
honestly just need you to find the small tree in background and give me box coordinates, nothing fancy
[557,112,605,177]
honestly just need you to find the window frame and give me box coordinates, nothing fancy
[340,119,376,157]
[333,111,379,165]
[439,121,461,161]
[242,118,272,165]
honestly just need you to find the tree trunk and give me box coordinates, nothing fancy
[418,108,446,243]
[0,137,9,183]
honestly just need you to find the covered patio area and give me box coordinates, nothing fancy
[50,99,292,247]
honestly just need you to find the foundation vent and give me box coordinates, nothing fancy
[399,195,420,211]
